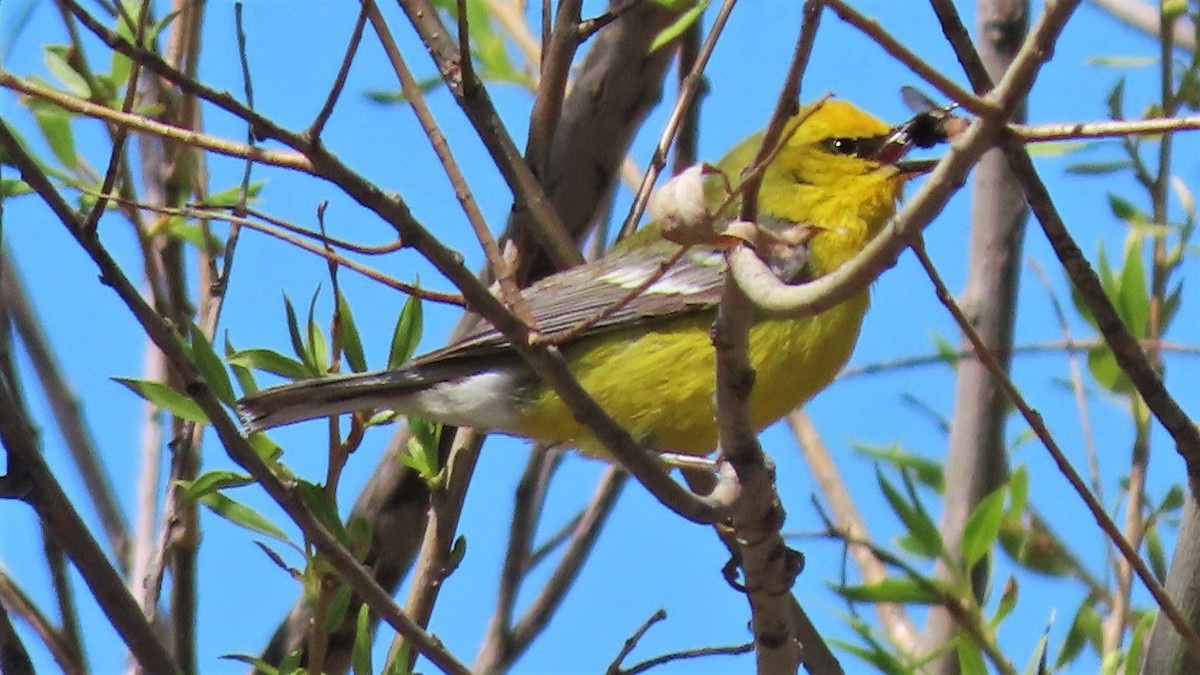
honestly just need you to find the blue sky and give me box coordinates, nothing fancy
[3,1,1199,672]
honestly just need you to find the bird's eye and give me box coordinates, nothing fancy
[828,138,861,155]
[821,136,888,159]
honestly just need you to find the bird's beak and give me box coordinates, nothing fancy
[878,103,965,176]
[871,134,938,177]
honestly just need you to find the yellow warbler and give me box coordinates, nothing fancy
[238,100,935,457]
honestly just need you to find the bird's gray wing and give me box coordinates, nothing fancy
[412,244,728,365]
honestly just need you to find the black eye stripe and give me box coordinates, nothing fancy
[821,135,889,159]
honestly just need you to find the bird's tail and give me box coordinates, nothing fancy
[237,369,429,432]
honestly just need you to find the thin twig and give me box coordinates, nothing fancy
[0,392,178,673]
[480,449,563,656]
[0,118,474,675]
[838,337,1200,379]
[820,0,992,116]
[391,426,487,672]
[76,194,466,306]
[1004,126,1200,474]
[364,0,529,321]
[1014,115,1200,141]
[307,5,367,139]
[1089,0,1196,51]
[606,609,668,674]
[79,0,151,231]
[618,0,739,240]
[477,467,627,671]
[0,576,40,675]
[786,411,918,651]
[0,250,130,565]
[0,71,314,173]
[738,0,819,225]
[811,524,1018,675]
[1027,260,1105,509]
[395,0,584,273]
[910,239,1200,664]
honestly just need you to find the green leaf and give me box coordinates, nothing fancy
[352,604,373,675]
[1108,193,1142,223]
[1006,465,1029,520]
[1159,485,1184,513]
[650,0,710,52]
[1026,140,1089,156]
[363,75,445,104]
[956,639,987,675]
[207,180,265,207]
[113,378,209,423]
[999,517,1074,577]
[1161,281,1183,329]
[1125,611,1157,675]
[385,638,414,675]
[43,45,92,98]
[220,654,279,675]
[1065,160,1132,175]
[1086,55,1157,68]
[838,615,908,674]
[1087,346,1132,394]
[1022,625,1051,675]
[165,219,224,252]
[110,49,132,99]
[1116,236,1149,335]
[876,467,942,558]
[833,578,940,604]
[283,294,308,368]
[1056,601,1102,669]
[853,443,944,492]
[322,583,354,633]
[296,481,348,546]
[224,334,259,396]
[347,516,373,563]
[931,333,959,369]
[993,576,1018,627]
[227,349,312,380]
[177,470,253,502]
[2,179,33,197]
[336,292,367,373]
[961,483,1007,567]
[827,639,906,675]
[306,288,329,373]
[198,491,289,542]
[190,322,235,405]
[1163,0,1188,19]
[389,293,423,369]
[1107,77,1127,120]
[1146,525,1167,582]
[463,0,523,85]
[149,9,183,46]
[249,432,285,465]
[28,99,77,167]
[401,417,441,482]
[445,535,467,577]
[279,647,302,675]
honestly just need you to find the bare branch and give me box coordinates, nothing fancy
[910,240,1200,664]
[787,411,918,651]
[0,71,314,173]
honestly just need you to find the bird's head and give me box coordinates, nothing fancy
[758,99,934,274]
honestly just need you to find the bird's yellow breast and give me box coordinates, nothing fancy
[514,292,869,457]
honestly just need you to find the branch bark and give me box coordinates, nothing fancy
[920,0,1028,669]
[259,2,686,669]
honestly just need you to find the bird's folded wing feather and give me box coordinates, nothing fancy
[413,245,728,365]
